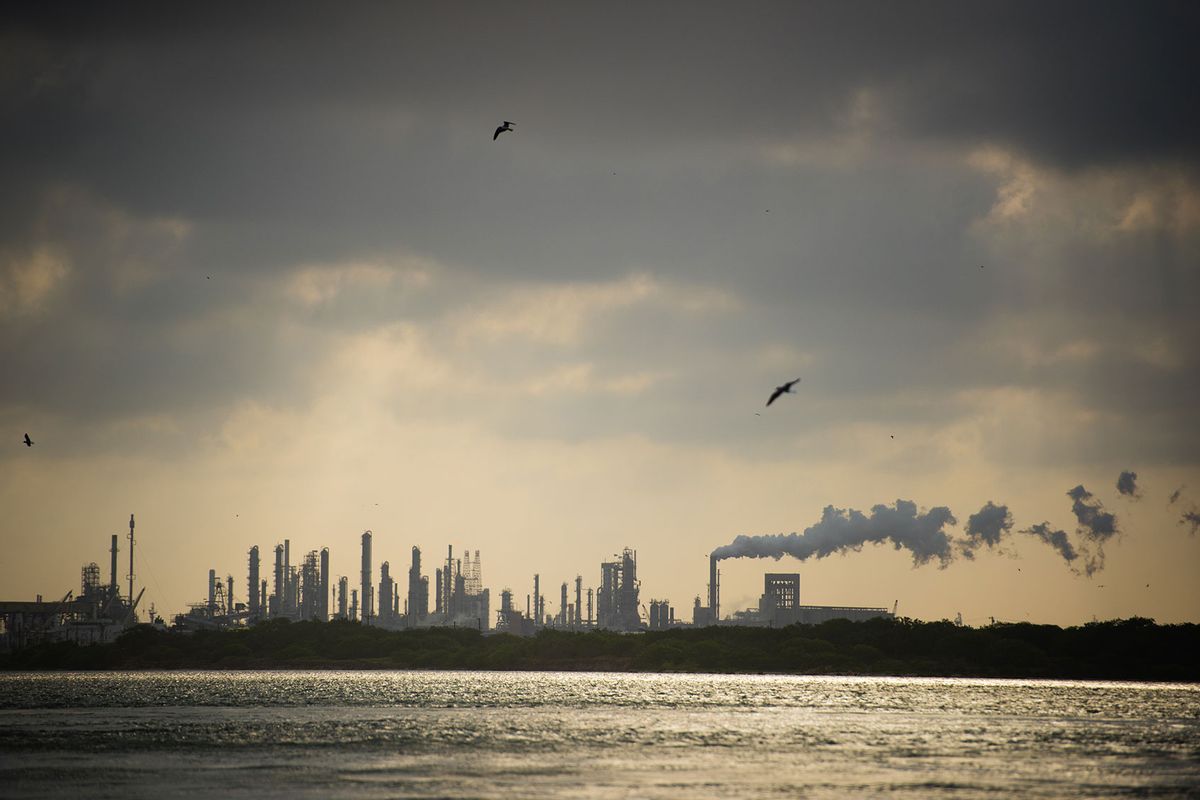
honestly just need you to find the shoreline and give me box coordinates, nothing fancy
[3,617,1196,682]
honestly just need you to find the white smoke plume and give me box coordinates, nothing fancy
[710,499,958,567]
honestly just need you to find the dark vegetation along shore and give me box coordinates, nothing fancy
[3,617,1196,681]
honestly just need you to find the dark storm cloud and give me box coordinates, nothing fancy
[6,2,1198,181]
[960,501,1013,558]
[711,499,959,567]
[2,1,1199,461]
[1116,470,1139,498]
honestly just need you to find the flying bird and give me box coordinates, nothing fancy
[765,378,801,407]
[23,433,33,447]
[493,120,515,140]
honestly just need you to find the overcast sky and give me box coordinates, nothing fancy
[2,2,1198,626]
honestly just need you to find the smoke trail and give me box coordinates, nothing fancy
[1116,470,1139,498]
[1064,484,1117,576]
[960,501,1013,558]
[710,499,958,568]
[1067,485,1118,542]
[1022,522,1080,570]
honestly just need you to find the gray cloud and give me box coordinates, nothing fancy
[711,499,959,568]
[1182,510,1200,536]
[1,2,1198,473]
[960,501,1013,558]
[1116,470,1139,498]
[1169,487,1183,505]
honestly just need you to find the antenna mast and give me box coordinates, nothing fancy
[127,513,136,620]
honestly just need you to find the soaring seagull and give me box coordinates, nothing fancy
[765,378,801,407]
[493,120,515,140]
[23,433,33,447]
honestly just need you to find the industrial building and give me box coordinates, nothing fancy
[596,548,642,631]
[3,516,899,651]
[1,516,148,652]
[725,572,892,627]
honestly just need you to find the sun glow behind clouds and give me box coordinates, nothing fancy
[2,4,1199,625]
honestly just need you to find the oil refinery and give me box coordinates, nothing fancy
[0,514,892,652]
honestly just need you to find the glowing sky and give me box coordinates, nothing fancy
[2,3,1198,625]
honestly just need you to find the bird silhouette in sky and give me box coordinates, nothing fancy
[765,378,801,407]
[493,121,515,140]
[23,433,33,447]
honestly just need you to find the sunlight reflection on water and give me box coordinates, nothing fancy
[1,672,1197,799]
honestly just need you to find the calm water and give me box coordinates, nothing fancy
[1,672,1197,799]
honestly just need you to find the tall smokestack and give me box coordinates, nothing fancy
[273,544,284,616]
[208,568,217,616]
[361,531,373,624]
[284,539,291,613]
[127,514,136,611]
[709,554,719,622]
[445,545,454,616]
[319,547,330,622]
[574,576,582,628]
[110,534,119,596]
[248,546,261,619]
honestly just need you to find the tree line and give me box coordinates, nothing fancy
[2,616,1195,681]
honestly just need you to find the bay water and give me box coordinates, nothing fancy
[1,671,1197,798]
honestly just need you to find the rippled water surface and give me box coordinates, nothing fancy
[1,671,1197,798]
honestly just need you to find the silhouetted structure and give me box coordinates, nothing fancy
[247,546,261,622]
[378,561,395,625]
[337,576,348,619]
[407,546,429,625]
[597,548,641,631]
[360,531,373,624]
